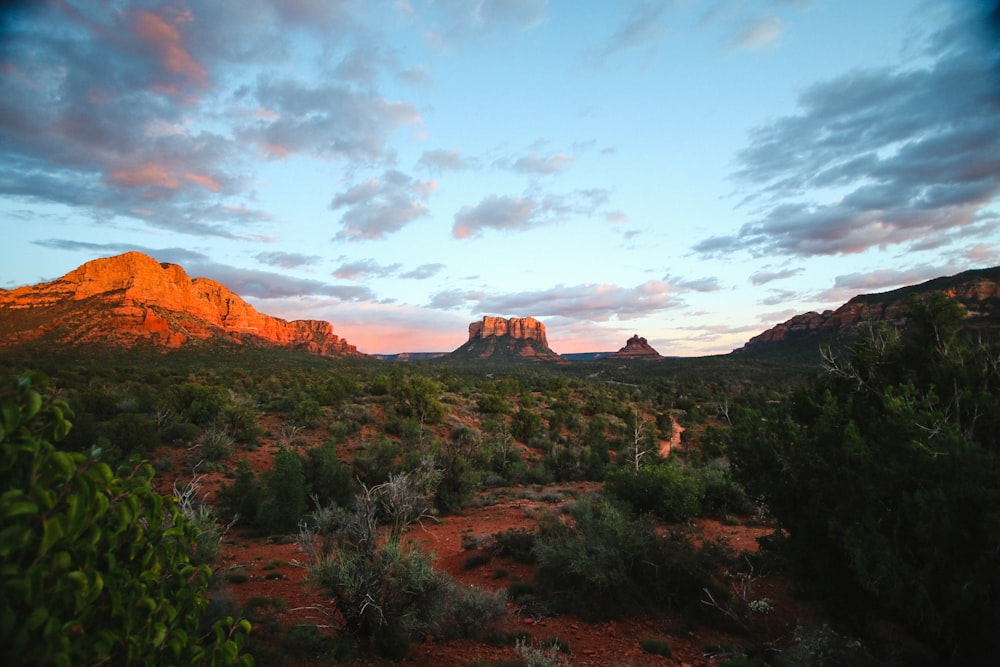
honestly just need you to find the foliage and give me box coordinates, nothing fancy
[604,461,704,522]
[303,441,356,508]
[531,497,715,619]
[388,372,446,424]
[640,637,673,657]
[730,293,1000,664]
[309,470,503,658]
[0,374,250,666]
[218,459,265,527]
[258,446,307,534]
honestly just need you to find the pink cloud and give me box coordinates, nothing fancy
[108,162,181,189]
[184,172,222,192]
[132,11,209,97]
[107,163,221,193]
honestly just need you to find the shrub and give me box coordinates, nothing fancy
[532,497,715,619]
[311,472,502,658]
[640,637,673,657]
[217,459,264,526]
[303,441,355,508]
[0,374,251,665]
[258,446,307,534]
[604,461,704,522]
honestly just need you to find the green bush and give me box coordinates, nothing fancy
[258,446,307,534]
[218,459,264,527]
[640,637,673,657]
[731,293,1000,663]
[604,461,704,522]
[303,441,355,508]
[532,497,714,619]
[310,472,501,658]
[0,375,250,666]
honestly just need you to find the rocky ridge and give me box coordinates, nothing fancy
[737,267,1000,352]
[0,252,359,356]
[449,316,563,361]
[611,334,662,360]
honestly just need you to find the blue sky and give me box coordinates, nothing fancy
[1,0,998,355]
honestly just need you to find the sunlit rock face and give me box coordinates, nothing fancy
[611,334,662,360]
[736,267,1000,352]
[468,316,548,345]
[451,316,562,361]
[0,251,360,356]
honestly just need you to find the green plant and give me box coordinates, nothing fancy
[310,470,502,658]
[731,294,1000,663]
[604,461,704,522]
[532,497,715,619]
[0,374,251,665]
[640,637,673,657]
[258,446,307,534]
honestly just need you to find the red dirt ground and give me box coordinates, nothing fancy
[154,416,820,666]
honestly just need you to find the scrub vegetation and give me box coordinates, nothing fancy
[1,292,996,665]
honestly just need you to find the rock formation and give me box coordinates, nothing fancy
[611,334,662,360]
[0,251,360,356]
[468,316,548,345]
[449,316,562,361]
[736,267,1000,353]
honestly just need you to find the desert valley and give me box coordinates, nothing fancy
[2,254,1000,667]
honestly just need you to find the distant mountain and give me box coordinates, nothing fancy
[610,334,662,360]
[447,316,564,362]
[736,267,1000,354]
[370,352,448,362]
[0,252,361,356]
[560,352,614,361]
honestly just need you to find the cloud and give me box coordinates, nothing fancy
[333,259,402,279]
[332,170,437,240]
[30,237,375,301]
[452,188,609,238]
[511,152,575,175]
[732,15,785,50]
[400,263,446,279]
[255,251,321,269]
[585,1,670,65]
[31,239,211,267]
[429,280,683,321]
[817,265,958,302]
[243,77,422,163]
[663,274,723,292]
[418,149,475,172]
[759,288,799,306]
[130,9,210,98]
[194,264,377,301]
[750,267,803,285]
[422,0,548,46]
[699,6,1000,259]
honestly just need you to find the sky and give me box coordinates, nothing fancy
[1,0,999,356]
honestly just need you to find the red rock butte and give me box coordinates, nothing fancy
[468,316,548,345]
[0,251,359,356]
[611,334,662,359]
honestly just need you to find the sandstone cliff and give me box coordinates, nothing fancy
[468,316,548,345]
[611,334,662,360]
[450,316,562,361]
[0,252,360,356]
[736,267,1000,353]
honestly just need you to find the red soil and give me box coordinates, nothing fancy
[155,416,818,666]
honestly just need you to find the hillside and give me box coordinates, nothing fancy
[0,252,360,356]
[735,266,1000,353]
[448,316,565,362]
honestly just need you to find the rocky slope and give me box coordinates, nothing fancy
[448,316,563,361]
[0,252,360,356]
[611,334,662,360]
[736,267,1000,353]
